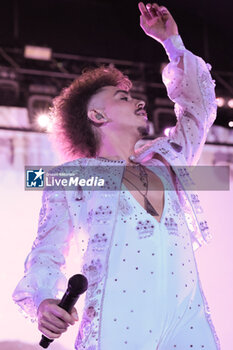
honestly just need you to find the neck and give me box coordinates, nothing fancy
[96,129,140,164]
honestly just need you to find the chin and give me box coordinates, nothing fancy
[137,125,149,137]
[137,119,149,136]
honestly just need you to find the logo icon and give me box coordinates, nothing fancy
[26,168,45,188]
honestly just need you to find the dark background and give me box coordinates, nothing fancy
[0,0,233,130]
[0,0,232,68]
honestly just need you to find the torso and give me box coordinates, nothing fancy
[122,167,165,223]
[122,153,176,223]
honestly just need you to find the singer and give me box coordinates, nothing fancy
[13,2,220,349]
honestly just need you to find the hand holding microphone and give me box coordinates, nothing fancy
[38,274,88,348]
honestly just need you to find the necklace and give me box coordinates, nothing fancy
[96,156,159,217]
[123,164,159,217]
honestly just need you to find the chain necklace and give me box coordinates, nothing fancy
[96,156,159,217]
[123,164,159,217]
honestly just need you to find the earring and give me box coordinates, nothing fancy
[96,113,108,122]
[96,114,103,120]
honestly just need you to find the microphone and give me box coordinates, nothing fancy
[39,274,88,348]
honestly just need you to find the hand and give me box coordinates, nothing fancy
[138,2,178,43]
[37,298,79,340]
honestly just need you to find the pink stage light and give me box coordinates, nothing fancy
[216,97,225,107]
[164,127,171,137]
[227,99,233,109]
[36,113,51,130]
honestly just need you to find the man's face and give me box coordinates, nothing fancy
[87,85,149,136]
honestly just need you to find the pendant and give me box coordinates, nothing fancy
[144,196,159,216]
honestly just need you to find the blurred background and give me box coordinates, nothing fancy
[0,0,232,349]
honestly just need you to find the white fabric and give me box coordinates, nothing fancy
[101,174,218,349]
[162,34,186,62]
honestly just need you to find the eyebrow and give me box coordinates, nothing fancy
[113,89,129,96]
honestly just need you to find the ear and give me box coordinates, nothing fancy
[87,110,107,124]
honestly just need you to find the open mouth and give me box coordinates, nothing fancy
[135,108,147,119]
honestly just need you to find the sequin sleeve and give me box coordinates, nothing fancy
[12,188,74,322]
[161,35,217,165]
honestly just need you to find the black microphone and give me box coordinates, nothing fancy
[39,274,88,348]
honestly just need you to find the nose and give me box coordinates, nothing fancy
[135,99,146,110]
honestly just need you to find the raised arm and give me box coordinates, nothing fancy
[138,2,217,166]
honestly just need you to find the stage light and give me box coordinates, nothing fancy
[216,97,225,107]
[228,121,233,128]
[164,127,171,137]
[227,99,233,109]
[28,94,53,130]
[37,113,51,129]
[24,45,52,61]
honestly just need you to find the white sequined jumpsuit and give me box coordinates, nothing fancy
[100,164,219,349]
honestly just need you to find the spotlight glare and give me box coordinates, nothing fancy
[37,113,50,129]
[164,127,171,137]
[216,97,225,107]
[228,121,233,128]
[228,99,233,109]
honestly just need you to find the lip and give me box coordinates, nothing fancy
[135,109,147,119]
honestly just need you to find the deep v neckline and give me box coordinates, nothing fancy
[121,178,168,225]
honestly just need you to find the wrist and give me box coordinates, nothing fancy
[161,34,185,61]
[34,289,55,310]
[161,33,179,42]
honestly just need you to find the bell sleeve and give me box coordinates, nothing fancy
[12,188,74,322]
[161,35,217,166]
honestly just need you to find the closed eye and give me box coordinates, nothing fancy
[120,97,129,101]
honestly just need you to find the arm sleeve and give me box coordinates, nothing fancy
[161,35,217,165]
[12,188,74,321]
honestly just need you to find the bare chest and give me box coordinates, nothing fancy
[122,166,165,223]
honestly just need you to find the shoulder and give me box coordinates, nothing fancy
[48,157,89,173]
[58,157,89,167]
[135,137,186,168]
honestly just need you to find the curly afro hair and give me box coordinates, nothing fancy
[50,65,132,160]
